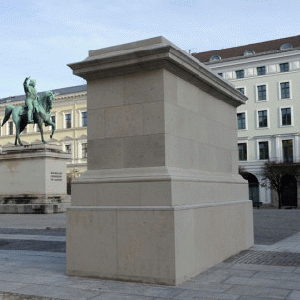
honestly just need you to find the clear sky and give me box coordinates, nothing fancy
[1,0,299,98]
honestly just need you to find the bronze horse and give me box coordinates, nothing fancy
[1,91,56,146]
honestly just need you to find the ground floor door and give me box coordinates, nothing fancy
[281,175,297,207]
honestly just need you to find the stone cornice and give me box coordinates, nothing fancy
[55,92,86,101]
[207,48,300,69]
[73,166,246,184]
[68,36,247,107]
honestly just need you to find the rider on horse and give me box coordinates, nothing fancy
[23,76,39,123]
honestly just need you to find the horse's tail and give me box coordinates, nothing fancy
[1,105,14,126]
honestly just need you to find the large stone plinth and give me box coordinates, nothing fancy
[0,144,71,213]
[66,36,254,285]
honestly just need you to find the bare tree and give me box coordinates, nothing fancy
[260,161,299,209]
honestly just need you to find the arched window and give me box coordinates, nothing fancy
[280,43,293,50]
[244,49,255,56]
[210,55,221,61]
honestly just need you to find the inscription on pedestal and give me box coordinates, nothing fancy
[50,172,63,182]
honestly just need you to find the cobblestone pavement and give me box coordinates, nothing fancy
[0,210,299,299]
[253,208,300,245]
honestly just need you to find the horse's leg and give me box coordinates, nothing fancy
[38,119,46,144]
[49,120,56,138]
[15,121,23,146]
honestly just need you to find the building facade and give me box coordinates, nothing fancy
[194,35,300,207]
[0,85,88,181]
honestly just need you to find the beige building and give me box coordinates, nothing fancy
[0,85,88,183]
[194,35,300,207]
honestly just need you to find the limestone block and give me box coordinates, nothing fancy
[124,134,165,168]
[88,138,125,170]
[66,209,118,277]
[87,108,105,140]
[104,104,143,138]
[123,70,164,105]
[87,77,124,110]
[142,101,165,135]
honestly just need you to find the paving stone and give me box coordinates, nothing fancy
[12,283,102,300]
[8,266,66,277]
[226,284,290,298]
[174,289,239,299]
[91,293,156,300]
[287,290,300,299]
[224,276,300,291]
[293,267,300,274]
[211,262,234,269]
[189,273,229,284]
[177,280,231,293]
[231,263,296,273]
[238,296,286,300]
[0,282,28,294]
[0,291,60,300]
[143,286,185,298]
[194,268,257,279]
[0,273,61,286]
[253,271,300,281]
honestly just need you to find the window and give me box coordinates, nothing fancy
[281,108,291,126]
[280,82,290,99]
[257,66,266,76]
[65,113,72,128]
[236,70,244,79]
[238,143,247,161]
[8,121,13,135]
[258,110,268,128]
[280,63,289,72]
[280,43,292,50]
[218,73,223,77]
[237,87,245,94]
[82,143,87,158]
[259,142,269,160]
[81,111,87,127]
[65,144,72,154]
[244,49,255,56]
[51,115,56,124]
[282,140,293,162]
[210,55,221,61]
[257,85,267,101]
[237,113,246,130]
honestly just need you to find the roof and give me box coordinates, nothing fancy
[0,84,87,105]
[193,35,300,63]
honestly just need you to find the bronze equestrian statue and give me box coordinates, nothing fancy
[1,77,56,146]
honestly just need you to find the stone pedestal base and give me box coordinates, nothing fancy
[66,36,253,285]
[0,144,70,214]
[66,167,253,285]
[0,194,70,214]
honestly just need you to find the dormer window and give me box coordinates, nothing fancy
[210,55,221,61]
[244,49,255,56]
[280,43,293,50]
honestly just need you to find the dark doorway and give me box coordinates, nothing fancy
[281,174,297,208]
[240,172,260,206]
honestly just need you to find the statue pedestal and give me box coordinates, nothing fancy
[66,37,254,285]
[0,144,71,214]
